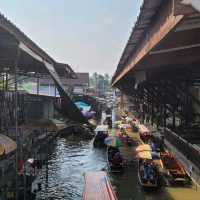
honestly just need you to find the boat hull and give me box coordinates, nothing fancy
[107,147,124,173]
[83,171,118,200]
[160,152,188,183]
[138,159,158,188]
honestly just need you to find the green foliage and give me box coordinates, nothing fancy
[89,73,111,96]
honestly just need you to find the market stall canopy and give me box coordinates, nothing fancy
[104,136,123,147]
[0,134,17,155]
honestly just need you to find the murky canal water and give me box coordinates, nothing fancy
[36,138,106,200]
[36,137,200,200]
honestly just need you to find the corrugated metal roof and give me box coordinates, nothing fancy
[113,0,162,80]
[0,13,55,64]
[55,63,77,79]
[0,13,88,124]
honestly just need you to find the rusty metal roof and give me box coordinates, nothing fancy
[55,63,77,79]
[0,13,88,124]
[113,0,162,81]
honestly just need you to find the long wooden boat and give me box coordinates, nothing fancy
[160,152,188,183]
[93,125,108,148]
[138,159,158,188]
[107,147,124,173]
[151,152,164,171]
[83,171,118,200]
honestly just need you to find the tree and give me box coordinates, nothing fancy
[89,73,111,96]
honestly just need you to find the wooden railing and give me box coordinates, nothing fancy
[165,128,200,168]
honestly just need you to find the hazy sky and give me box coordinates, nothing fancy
[0,0,142,75]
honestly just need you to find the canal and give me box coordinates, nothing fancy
[36,137,200,200]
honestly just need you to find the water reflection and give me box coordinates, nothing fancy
[36,138,106,200]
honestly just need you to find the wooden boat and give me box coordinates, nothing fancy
[93,125,108,148]
[107,146,124,173]
[138,158,158,188]
[83,171,118,200]
[151,152,164,172]
[160,152,188,183]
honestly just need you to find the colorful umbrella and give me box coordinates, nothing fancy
[125,117,132,123]
[82,111,96,119]
[138,124,150,134]
[119,124,131,129]
[137,151,152,159]
[104,136,122,147]
[114,120,122,125]
[136,144,152,152]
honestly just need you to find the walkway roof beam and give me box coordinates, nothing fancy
[112,0,197,86]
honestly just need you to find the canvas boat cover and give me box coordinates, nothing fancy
[95,125,109,133]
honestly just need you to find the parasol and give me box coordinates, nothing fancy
[137,151,152,159]
[136,144,152,152]
[104,136,123,147]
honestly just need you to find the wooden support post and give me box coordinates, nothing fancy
[2,74,5,91]
[173,108,176,128]
[37,77,40,95]
[14,47,20,200]
[164,103,167,128]
[163,82,167,128]
[185,80,190,126]
[54,85,57,97]
[151,100,154,126]
[5,73,8,91]
[121,93,124,111]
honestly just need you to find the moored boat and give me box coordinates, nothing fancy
[93,125,108,148]
[160,152,188,183]
[151,152,164,172]
[138,158,159,188]
[107,146,125,173]
[83,171,118,200]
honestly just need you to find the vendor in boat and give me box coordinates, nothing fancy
[151,141,157,152]
[142,161,156,182]
[108,147,119,157]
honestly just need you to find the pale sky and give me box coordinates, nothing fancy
[0,0,142,75]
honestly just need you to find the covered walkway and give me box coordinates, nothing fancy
[112,0,200,176]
